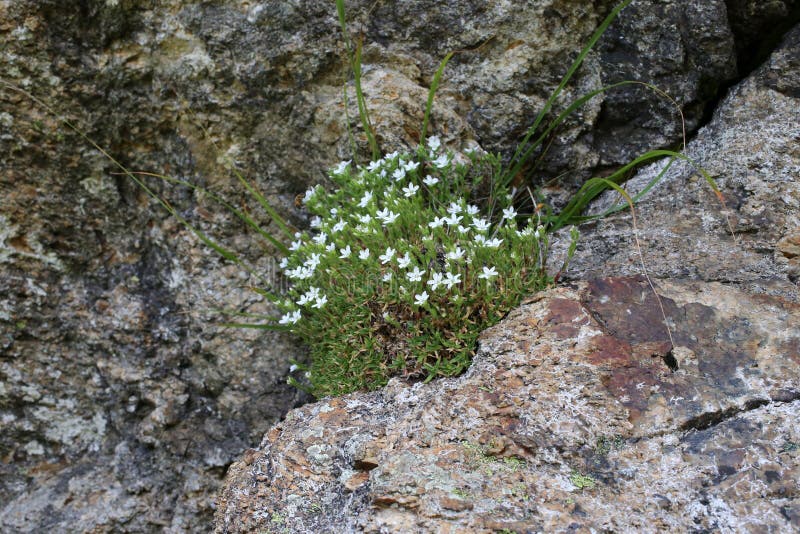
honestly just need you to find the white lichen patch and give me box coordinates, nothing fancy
[155,28,215,78]
[24,440,45,456]
[0,215,65,269]
[32,399,107,452]
[79,174,119,199]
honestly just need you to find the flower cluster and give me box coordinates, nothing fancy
[280,138,553,397]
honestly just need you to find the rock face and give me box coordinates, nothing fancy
[216,277,800,532]
[2,0,798,532]
[214,20,800,534]
[560,23,800,302]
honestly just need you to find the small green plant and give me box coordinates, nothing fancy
[451,487,472,499]
[569,471,597,490]
[595,434,625,456]
[461,440,526,476]
[781,441,798,453]
[502,456,526,473]
[281,146,554,396]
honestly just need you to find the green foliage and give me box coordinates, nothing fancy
[569,471,597,490]
[595,434,626,456]
[460,440,527,477]
[282,147,552,396]
[336,0,380,160]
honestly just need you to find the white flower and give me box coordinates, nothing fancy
[294,267,313,280]
[382,271,393,282]
[359,248,370,260]
[502,206,517,220]
[381,211,399,225]
[406,266,425,282]
[472,218,491,232]
[444,214,463,226]
[310,216,322,228]
[358,191,373,208]
[279,258,288,269]
[402,183,419,197]
[427,136,441,152]
[332,160,351,175]
[379,247,396,264]
[304,253,321,270]
[447,201,462,215]
[355,224,371,233]
[357,213,372,224]
[289,364,299,372]
[330,207,338,216]
[485,237,503,248]
[326,242,336,252]
[279,310,302,325]
[446,246,465,261]
[397,252,412,269]
[423,175,439,186]
[332,219,346,233]
[466,204,479,216]
[427,272,444,291]
[402,160,419,172]
[428,217,445,229]
[385,150,399,160]
[312,295,327,309]
[392,167,406,181]
[339,245,352,258]
[302,187,316,205]
[457,225,470,235]
[478,266,498,280]
[297,287,320,306]
[380,169,387,178]
[516,225,535,237]
[432,154,450,168]
[473,234,486,245]
[289,239,304,251]
[444,272,462,289]
[312,232,327,245]
[414,291,429,306]
[367,159,383,172]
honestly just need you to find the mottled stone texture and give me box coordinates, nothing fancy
[1,0,798,531]
[560,24,800,301]
[215,278,800,533]
[214,16,800,534]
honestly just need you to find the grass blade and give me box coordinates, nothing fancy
[502,0,634,185]
[421,52,454,146]
[124,171,291,256]
[550,149,723,232]
[229,166,295,240]
[336,0,380,159]
[0,79,281,292]
[217,322,289,330]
